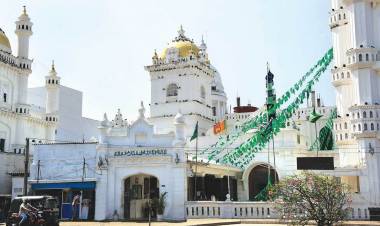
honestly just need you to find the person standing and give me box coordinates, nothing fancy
[80,199,90,220]
[71,194,80,221]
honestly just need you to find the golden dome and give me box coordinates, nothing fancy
[0,28,11,53]
[159,25,200,59]
[160,40,199,59]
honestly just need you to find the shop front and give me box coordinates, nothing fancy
[31,181,96,220]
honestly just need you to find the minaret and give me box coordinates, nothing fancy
[15,6,33,59]
[13,6,33,114]
[199,36,209,63]
[45,61,60,123]
[330,0,380,206]
[265,63,276,122]
[13,6,33,149]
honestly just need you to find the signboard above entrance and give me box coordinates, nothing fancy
[114,149,167,157]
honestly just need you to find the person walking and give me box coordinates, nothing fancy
[71,194,80,221]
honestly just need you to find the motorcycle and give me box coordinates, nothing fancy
[7,210,46,226]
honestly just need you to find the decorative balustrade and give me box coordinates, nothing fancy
[186,201,277,219]
[346,47,377,69]
[329,9,349,29]
[331,67,352,87]
[185,201,369,220]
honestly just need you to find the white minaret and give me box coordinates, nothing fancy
[45,61,60,122]
[15,6,33,59]
[14,6,33,114]
[331,0,380,206]
[13,7,34,148]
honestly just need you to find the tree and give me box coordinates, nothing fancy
[269,171,352,226]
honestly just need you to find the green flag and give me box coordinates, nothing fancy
[190,121,198,141]
[309,107,322,123]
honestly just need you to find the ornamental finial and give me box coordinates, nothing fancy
[138,101,146,118]
[178,25,185,36]
[51,60,55,71]
[23,6,27,15]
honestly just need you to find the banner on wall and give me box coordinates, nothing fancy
[213,120,226,135]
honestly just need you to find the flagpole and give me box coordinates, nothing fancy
[315,122,319,157]
[194,135,198,201]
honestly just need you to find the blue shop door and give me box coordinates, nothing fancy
[61,203,73,219]
[61,190,73,219]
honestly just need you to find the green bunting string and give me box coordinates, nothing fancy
[219,48,333,168]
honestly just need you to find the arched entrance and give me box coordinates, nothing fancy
[248,164,278,200]
[124,174,159,219]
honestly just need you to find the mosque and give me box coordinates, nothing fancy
[2,0,380,222]
[0,7,98,207]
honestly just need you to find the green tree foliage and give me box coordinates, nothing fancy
[269,172,352,226]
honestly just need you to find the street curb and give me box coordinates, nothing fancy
[188,221,241,226]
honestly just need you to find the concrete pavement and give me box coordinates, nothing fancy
[58,219,380,226]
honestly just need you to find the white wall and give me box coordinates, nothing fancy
[0,152,24,194]
[28,86,99,142]
[30,143,97,181]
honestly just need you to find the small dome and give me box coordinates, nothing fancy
[0,28,12,53]
[174,111,185,124]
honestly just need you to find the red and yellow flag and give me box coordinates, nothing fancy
[213,120,226,134]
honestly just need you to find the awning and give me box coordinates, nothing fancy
[31,182,96,190]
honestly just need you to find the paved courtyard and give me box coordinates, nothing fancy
[56,219,380,226]
[2,219,380,226]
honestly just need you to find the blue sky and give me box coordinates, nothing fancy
[1,0,333,120]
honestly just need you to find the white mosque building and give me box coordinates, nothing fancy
[18,0,380,222]
[0,7,99,201]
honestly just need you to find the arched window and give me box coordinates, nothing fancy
[377,124,379,130]
[358,124,361,131]
[22,25,24,29]
[347,72,350,78]
[353,125,356,131]
[166,83,178,97]
[364,123,368,131]
[370,111,373,118]
[338,14,341,20]
[344,122,347,129]
[343,13,346,19]
[359,54,362,62]
[363,111,367,118]
[340,134,343,140]
[341,72,344,79]
[371,123,374,131]
[200,86,206,99]
[345,133,348,139]
[366,53,369,61]
[3,93,6,103]
[26,25,28,30]
[357,112,360,118]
